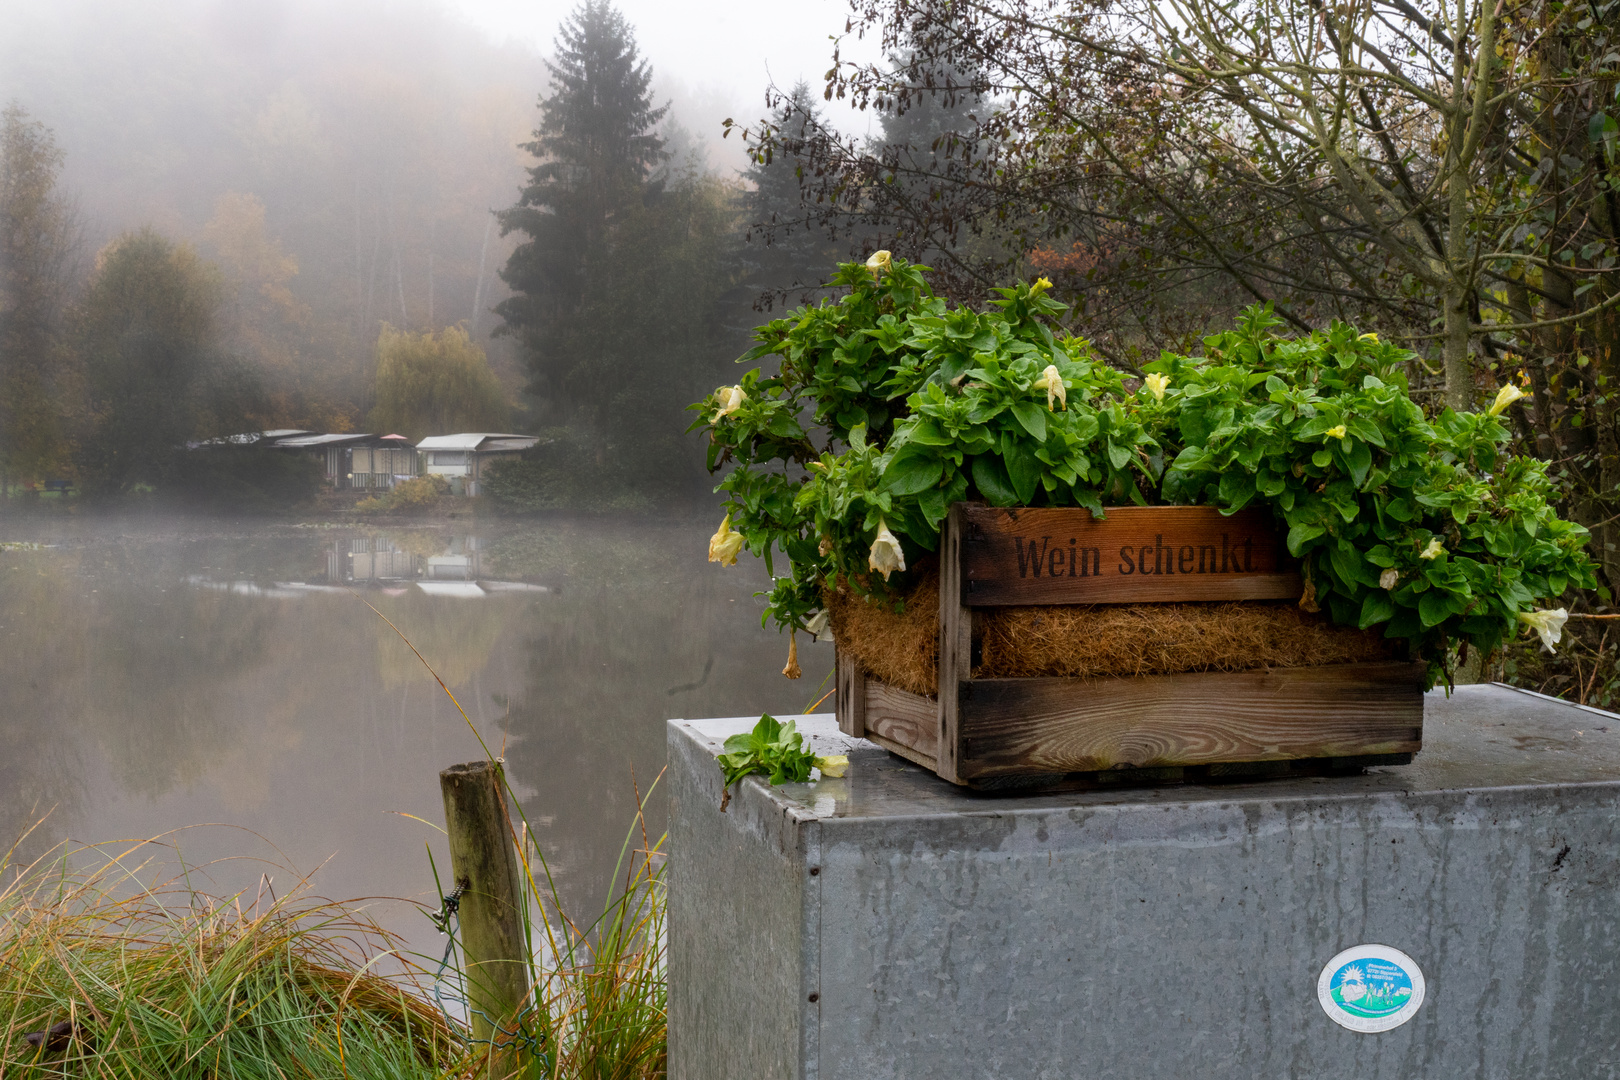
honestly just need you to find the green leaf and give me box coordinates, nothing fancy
[1005,440,1041,504]
[1358,591,1395,629]
[1010,400,1048,441]
[1418,590,1453,628]
[883,451,945,496]
[1286,521,1325,555]
[972,456,1018,506]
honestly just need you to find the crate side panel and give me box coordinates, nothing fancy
[865,678,939,761]
[961,504,1302,605]
[958,662,1426,777]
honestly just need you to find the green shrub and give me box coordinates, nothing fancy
[695,259,1594,685]
[355,474,451,514]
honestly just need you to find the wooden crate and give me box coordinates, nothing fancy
[836,503,1425,787]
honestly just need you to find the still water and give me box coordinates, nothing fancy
[0,513,831,957]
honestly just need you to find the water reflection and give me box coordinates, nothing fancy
[0,518,831,951]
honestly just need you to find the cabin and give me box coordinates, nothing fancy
[271,433,420,489]
[415,433,539,495]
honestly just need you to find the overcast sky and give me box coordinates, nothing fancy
[448,0,883,143]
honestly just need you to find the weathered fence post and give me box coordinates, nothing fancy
[440,760,531,1079]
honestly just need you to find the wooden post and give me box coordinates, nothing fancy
[440,760,531,1078]
[936,504,973,784]
[836,650,866,738]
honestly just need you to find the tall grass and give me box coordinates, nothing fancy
[365,591,668,1080]
[491,784,666,1079]
[0,829,462,1079]
[0,598,669,1079]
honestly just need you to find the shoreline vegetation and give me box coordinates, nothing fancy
[3,604,669,1079]
[2,818,667,1079]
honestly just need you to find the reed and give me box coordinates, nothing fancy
[363,589,669,1079]
[0,829,463,1079]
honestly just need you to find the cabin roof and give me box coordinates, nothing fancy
[416,433,537,451]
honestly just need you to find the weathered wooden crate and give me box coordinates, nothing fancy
[836,503,1426,787]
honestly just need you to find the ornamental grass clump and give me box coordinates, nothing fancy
[0,834,459,1080]
[694,258,1594,686]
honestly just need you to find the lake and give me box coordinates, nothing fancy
[0,512,832,960]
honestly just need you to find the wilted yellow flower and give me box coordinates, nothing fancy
[1379,568,1399,590]
[708,514,744,567]
[1326,424,1347,440]
[1419,537,1444,560]
[818,535,833,557]
[868,519,906,580]
[1032,364,1068,411]
[1358,332,1379,343]
[1488,383,1528,417]
[866,250,892,277]
[814,754,849,778]
[712,384,746,422]
[805,609,833,642]
[1144,373,1170,401]
[1029,276,1054,296]
[1518,608,1568,653]
[782,632,801,679]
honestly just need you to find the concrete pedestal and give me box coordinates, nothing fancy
[668,684,1620,1079]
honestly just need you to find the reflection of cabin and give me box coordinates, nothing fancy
[330,536,419,582]
[325,535,486,583]
[273,433,420,489]
[416,434,539,495]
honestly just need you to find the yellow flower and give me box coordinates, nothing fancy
[1358,332,1379,343]
[1379,568,1398,590]
[707,514,744,567]
[1326,424,1347,440]
[805,609,833,642]
[814,754,849,778]
[1143,373,1170,402]
[1032,364,1068,411]
[868,519,906,580]
[1419,537,1444,560]
[865,250,892,277]
[1488,383,1528,417]
[782,632,801,679]
[712,384,746,422]
[1029,276,1053,296]
[1517,608,1568,653]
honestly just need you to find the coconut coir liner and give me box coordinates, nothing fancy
[826,565,1395,698]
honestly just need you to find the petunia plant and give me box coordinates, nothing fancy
[694,259,1595,685]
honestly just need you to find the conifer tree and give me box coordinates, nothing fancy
[494,0,667,420]
[740,83,842,309]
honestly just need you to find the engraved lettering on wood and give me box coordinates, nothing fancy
[960,504,1303,605]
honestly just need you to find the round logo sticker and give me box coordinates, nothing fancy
[1316,944,1426,1032]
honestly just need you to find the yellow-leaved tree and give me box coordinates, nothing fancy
[366,324,510,439]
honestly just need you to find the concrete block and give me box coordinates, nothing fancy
[669,684,1620,1079]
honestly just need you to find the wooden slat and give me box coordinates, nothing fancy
[959,504,1302,606]
[864,730,938,771]
[957,661,1426,779]
[936,505,973,784]
[865,679,938,761]
[836,650,866,738]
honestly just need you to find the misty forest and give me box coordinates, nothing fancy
[0,0,1618,1074]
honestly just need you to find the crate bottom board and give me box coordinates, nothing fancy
[843,661,1427,786]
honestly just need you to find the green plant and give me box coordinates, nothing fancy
[355,474,452,514]
[1152,306,1594,673]
[695,261,1595,685]
[0,834,460,1080]
[715,714,848,798]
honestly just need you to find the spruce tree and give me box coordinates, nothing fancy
[494,0,667,422]
[740,83,842,309]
